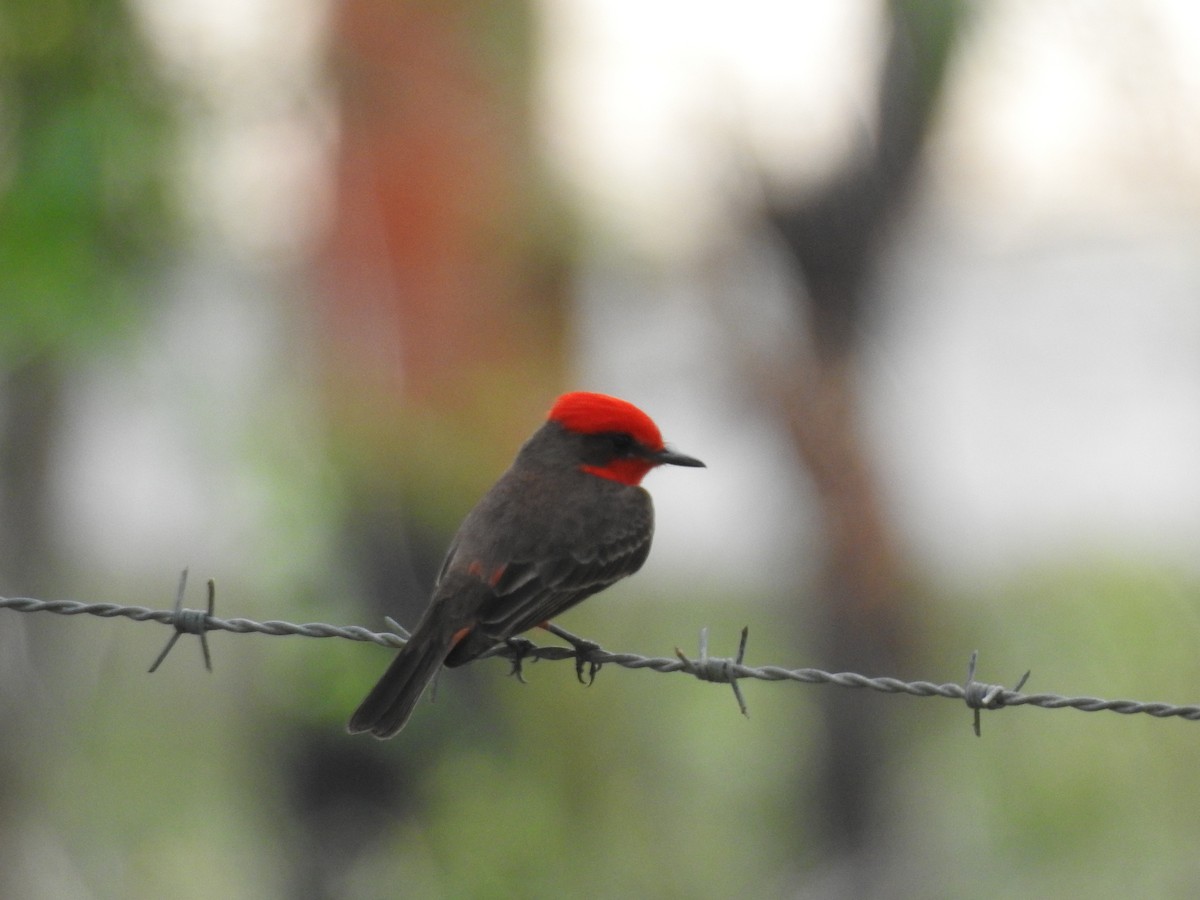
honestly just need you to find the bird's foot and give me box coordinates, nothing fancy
[542,623,603,685]
[503,636,538,684]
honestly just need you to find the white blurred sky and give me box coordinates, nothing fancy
[56,0,1200,589]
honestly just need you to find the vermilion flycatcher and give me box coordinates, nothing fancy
[347,391,705,738]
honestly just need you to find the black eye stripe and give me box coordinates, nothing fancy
[584,431,640,458]
[610,433,634,452]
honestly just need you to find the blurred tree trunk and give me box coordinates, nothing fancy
[318,0,569,711]
[317,0,571,617]
[0,355,65,896]
[298,1,570,894]
[761,0,966,885]
[0,358,63,589]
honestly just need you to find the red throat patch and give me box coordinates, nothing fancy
[581,458,655,486]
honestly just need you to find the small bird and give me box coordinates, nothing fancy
[347,391,705,738]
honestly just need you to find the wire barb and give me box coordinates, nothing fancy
[675,626,751,717]
[148,569,217,673]
[382,616,411,641]
[962,650,1033,736]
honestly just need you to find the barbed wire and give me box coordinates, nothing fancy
[3,570,1199,734]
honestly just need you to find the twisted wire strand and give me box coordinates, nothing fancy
[4,592,1200,724]
[0,595,407,646]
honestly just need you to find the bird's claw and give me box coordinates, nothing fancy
[564,635,603,685]
[540,623,604,685]
[577,654,602,686]
[504,636,537,684]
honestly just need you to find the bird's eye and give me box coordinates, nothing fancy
[608,433,636,456]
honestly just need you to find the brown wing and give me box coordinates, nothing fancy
[442,512,653,666]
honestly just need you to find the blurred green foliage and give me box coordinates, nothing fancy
[0,0,174,360]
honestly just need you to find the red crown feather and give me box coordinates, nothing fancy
[547,392,664,451]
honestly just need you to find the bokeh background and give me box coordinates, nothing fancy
[3,1,1200,897]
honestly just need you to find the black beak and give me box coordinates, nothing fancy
[654,446,705,468]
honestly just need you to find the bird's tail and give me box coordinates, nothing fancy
[347,623,455,739]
